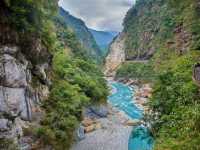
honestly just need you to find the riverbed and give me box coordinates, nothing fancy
[71,81,153,150]
[108,81,153,150]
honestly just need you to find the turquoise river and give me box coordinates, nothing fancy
[108,82,154,150]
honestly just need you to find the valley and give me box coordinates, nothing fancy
[1,0,200,150]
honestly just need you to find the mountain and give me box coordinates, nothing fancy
[59,7,102,63]
[0,1,108,149]
[106,0,200,149]
[89,29,118,56]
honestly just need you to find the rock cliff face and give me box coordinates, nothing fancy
[104,33,126,76]
[0,25,51,146]
[122,0,195,60]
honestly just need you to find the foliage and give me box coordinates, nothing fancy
[123,0,200,60]
[2,1,108,149]
[121,0,200,149]
[38,50,108,149]
[34,8,108,150]
[116,62,155,81]
[150,52,200,149]
[38,80,89,149]
[59,8,103,63]
[4,0,58,33]
[32,15,108,150]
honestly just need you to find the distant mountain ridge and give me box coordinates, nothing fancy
[59,7,102,62]
[89,29,118,56]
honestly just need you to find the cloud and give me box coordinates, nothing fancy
[58,0,134,31]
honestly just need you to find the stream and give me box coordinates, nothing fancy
[108,81,154,150]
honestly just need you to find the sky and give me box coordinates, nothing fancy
[58,0,134,31]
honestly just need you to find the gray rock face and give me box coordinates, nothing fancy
[0,45,50,145]
[2,54,28,88]
[0,119,10,132]
[104,33,126,77]
[0,87,26,118]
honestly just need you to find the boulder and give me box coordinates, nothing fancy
[0,119,10,132]
[84,125,95,133]
[90,106,109,118]
[81,118,94,127]
[84,105,109,119]
[95,123,101,130]
[125,119,141,126]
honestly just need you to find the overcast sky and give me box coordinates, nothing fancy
[58,0,134,31]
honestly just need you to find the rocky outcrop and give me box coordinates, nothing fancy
[104,33,126,76]
[0,44,51,147]
[174,24,192,55]
[122,0,196,61]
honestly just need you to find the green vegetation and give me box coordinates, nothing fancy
[150,51,200,149]
[116,62,155,81]
[59,8,103,63]
[2,0,108,149]
[121,0,200,149]
[39,10,108,150]
[0,139,18,150]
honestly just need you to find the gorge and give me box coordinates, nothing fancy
[1,0,200,150]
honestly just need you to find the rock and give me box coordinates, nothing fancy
[77,126,85,140]
[0,86,32,121]
[19,136,33,150]
[0,54,28,88]
[82,118,94,127]
[90,106,109,118]
[95,123,101,130]
[104,33,126,76]
[0,119,10,132]
[0,118,23,140]
[33,63,49,85]
[0,45,51,145]
[84,105,109,119]
[0,46,18,56]
[84,125,95,133]
[125,119,141,126]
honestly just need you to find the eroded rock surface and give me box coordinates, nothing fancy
[104,33,126,76]
[0,45,51,147]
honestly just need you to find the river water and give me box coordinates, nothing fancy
[108,81,154,150]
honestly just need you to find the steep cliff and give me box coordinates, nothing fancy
[114,0,200,149]
[0,9,52,150]
[122,0,200,60]
[104,33,126,76]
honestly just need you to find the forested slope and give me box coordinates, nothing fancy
[59,7,103,63]
[0,1,108,149]
[89,29,118,57]
[117,0,200,149]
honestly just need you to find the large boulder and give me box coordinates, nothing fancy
[84,105,109,119]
